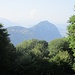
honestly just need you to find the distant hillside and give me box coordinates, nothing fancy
[7,21,62,45]
[0,17,21,27]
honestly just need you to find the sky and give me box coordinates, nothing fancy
[0,0,75,27]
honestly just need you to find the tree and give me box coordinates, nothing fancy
[16,39,49,75]
[48,38,71,57]
[0,24,16,75]
[31,40,49,58]
[67,14,75,73]
[16,39,49,58]
[67,15,75,56]
[48,38,74,74]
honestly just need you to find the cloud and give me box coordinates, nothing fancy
[29,9,37,19]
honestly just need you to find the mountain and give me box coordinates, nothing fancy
[7,21,62,45]
[0,18,66,37]
[29,21,61,40]
[0,17,21,27]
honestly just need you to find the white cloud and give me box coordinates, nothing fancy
[29,9,37,19]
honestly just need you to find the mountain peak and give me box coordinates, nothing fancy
[40,20,50,23]
[37,20,51,26]
[31,20,56,30]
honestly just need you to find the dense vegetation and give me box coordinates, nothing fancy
[0,8,75,75]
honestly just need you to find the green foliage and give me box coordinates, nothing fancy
[67,15,75,50]
[15,38,74,75]
[68,15,75,24]
[0,24,16,75]
[50,51,71,64]
[48,38,70,57]
[31,40,49,58]
[16,39,49,58]
[67,12,75,72]
[48,38,74,74]
[0,24,9,48]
